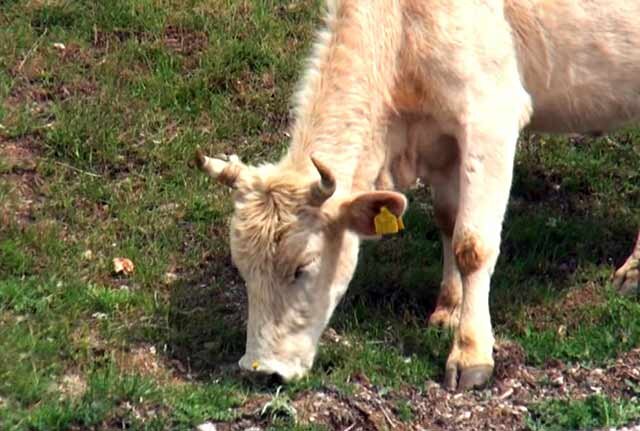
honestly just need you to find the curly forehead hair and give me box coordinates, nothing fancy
[231,170,322,267]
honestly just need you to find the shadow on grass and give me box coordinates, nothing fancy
[165,253,246,375]
[161,134,638,381]
[344,138,638,324]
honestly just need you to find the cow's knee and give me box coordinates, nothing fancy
[453,230,492,275]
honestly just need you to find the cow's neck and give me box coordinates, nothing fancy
[280,2,402,194]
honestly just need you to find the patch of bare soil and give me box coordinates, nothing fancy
[93,26,208,70]
[163,26,208,57]
[115,343,188,385]
[212,342,640,431]
[524,282,606,333]
[0,136,44,225]
[57,372,88,400]
[93,29,153,52]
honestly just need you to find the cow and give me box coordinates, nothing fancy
[195,0,640,391]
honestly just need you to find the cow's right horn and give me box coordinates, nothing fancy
[194,148,244,188]
[310,155,336,205]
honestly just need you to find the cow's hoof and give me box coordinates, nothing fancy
[429,305,460,329]
[444,364,493,391]
[613,257,639,296]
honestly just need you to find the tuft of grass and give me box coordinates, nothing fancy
[395,399,415,422]
[527,394,640,431]
[514,290,640,365]
[260,386,297,423]
[0,239,33,276]
[168,382,242,428]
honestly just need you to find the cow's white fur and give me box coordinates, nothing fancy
[197,0,640,389]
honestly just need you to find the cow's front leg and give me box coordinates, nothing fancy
[444,110,525,391]
[614,231,640,295]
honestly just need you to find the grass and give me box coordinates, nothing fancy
[527,395,640,431]
[1,1,639,430]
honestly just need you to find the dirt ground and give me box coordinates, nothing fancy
[203,342,640,431]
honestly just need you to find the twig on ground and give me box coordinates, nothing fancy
[380,404,397,429]
[47,158,102,178]
[18,28,48,72]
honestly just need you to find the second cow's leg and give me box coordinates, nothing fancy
[429,160,462,329]
[614,231,640,295]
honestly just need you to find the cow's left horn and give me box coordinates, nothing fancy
[194,148,244,188]
[310,155,336,205]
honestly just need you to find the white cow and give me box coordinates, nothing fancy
[196,0,640,390]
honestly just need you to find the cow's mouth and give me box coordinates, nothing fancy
[238,353,309,382]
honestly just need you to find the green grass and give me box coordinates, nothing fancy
[1,0,639,430]
[527,395,640,431]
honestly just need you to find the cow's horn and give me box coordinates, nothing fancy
[194,148,244,188]
[310,154,336,205]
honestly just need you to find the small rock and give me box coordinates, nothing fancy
[551,375,564,386]
[196,422,217,431]
[589,385,602,393]
[92,312,108,320]
[82,249,93,260]
[456,411,471,421]
[53,42,66,50]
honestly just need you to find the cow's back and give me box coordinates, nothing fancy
[506,0,640,133]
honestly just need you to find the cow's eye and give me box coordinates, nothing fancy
[294,266,305,280]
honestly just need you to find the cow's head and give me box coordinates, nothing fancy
[195,150,406,380]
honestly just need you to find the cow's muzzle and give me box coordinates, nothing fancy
[238,353,309,382]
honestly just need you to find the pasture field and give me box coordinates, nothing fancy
[1,1,640,430]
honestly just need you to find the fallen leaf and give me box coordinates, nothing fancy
[113,257,135,275]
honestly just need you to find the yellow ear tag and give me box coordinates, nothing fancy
[251,360,260,371]
[374,206,405,235]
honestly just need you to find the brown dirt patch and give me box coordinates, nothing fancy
[210,343,640,431]
[57,372,88,400]
[0,136,44,225]
[54,42,95,67]
[93,26,207,68]
[524,282,606,333]
[115,343,186,385]
[93,29,153,52]
[163,26,208,57]
[8,71,98,107]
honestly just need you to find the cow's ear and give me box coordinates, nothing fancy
[339,191,407,236]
